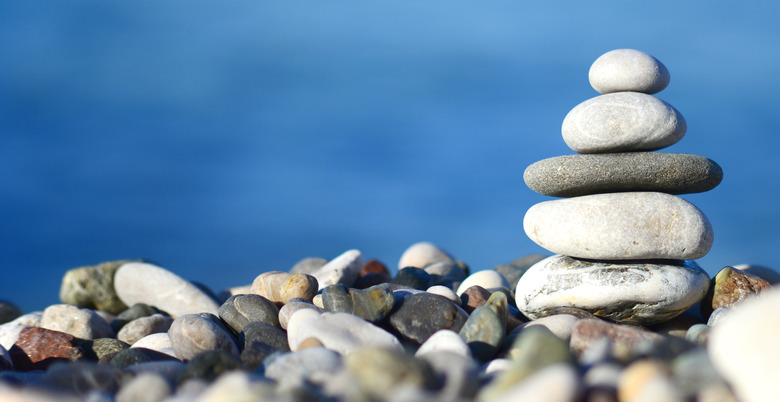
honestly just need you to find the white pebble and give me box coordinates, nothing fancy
[456,270,511,296]
[589,49,670,94]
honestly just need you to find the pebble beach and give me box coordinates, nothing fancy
[2,49,779,401]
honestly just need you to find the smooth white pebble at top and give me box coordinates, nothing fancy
[588,49,670,95]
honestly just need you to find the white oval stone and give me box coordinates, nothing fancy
[456,270,511,296]
[515,255,710,325]
[562,92,686,153]
[589,49,670,94]
[114,262,220,318]
[426,285,461,306]
[415,329,472,358]
[524,192,713,260]
[291,312,402,355]
[709,286,780,402]
[398,241,456,269]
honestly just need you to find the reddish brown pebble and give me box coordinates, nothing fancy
[460,286,491,314]
[9,327,84,371]
[702,266,772,318]
[361,259,390,276]
[570,319,662,359]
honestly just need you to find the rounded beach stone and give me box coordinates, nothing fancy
[361,259,390,276]
[483,363,582,402]
[481,326,573,399]
[278,299,323,330]
[589,49,670,94]
[398,241,456,269]
[110,303,167,333]
[131,333,176,357]
[701,266,771,318]
[456,270,511,296]
[263,347,342,387]
[414,329,471,358]
[290,312,402,355]
[509,314,579,343]
[458,305,504,361]
[426,285,461,306]
[562,92,686,153]
[524,153,723,197]
[114,262,220,318]
[345,346,436,400]
[388,293,468,344]
[708,286,780,402]
[40,304,114,340]
[515,255,710,324]
[117,314,173,345]
[250,271,318,304]
[524,192,713,260]
[570,319,662,359]
[459,285,492,314]
[392,267,433,290]
[618,360,683,402]
[239,321,289,351]
[322,283,395,323]
[0,300,22,325]
[116,372,172,402]
[59,260,134,315]
[311,249,364,290]
[168,314,238,361]
[289,256,328,275]
[218,293,280,334]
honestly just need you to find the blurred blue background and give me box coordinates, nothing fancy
[2,2,779,313]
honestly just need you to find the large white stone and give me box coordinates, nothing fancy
[524,192,713,260]
[562,92,686,153]
[589,49,670,94]
[709,286,780,402]
[290,312,402,355]
[515,255,710,325]
[114,262,220,318]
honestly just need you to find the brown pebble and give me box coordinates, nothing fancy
[460,286,491,314]
[361,259,390,276]
[570,319,662,360]
[9,327,85,371]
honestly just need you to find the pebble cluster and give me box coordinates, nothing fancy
[0,50,778,402]
[0,243,777,402]
[520,49,723,325]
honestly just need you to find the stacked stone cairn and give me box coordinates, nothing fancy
[518,49,724,325]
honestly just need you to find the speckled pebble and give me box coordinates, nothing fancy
[459,305,504,362]
[59,260,133,315]
[250,271,318,304]
[40,304,113,340]
[322,283,395,323]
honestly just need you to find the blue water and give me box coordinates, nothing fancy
[2,2,780,313]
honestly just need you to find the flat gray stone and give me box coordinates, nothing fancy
[589,49,670,94]
[524,153,723,197]
[562,92,686,153]
[515,255,710,325]
[524,192,713,260]
[114,262,220,318]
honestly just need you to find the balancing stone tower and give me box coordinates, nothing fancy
[516,49,723,325]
